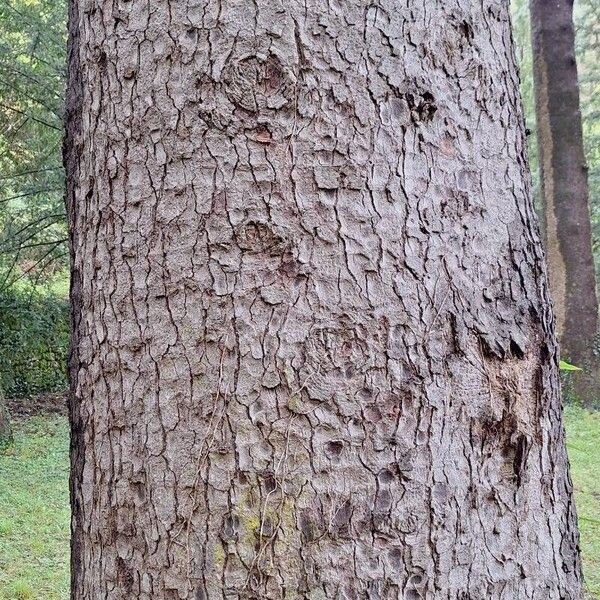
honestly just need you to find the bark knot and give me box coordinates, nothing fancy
[223,54,295,114]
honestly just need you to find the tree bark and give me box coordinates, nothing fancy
[65,0,582,598]
[530,0,599,399]
[0,389,12,448]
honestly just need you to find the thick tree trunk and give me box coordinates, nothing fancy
[530,0,599,400]
[65,1,582,598]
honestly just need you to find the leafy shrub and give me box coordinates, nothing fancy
[0,285,68,398]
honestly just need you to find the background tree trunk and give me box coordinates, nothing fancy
[0,389,12,448]
[530,0,599,401]
[65,0,582,598]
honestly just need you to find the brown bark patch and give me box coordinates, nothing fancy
[235,221,286,254]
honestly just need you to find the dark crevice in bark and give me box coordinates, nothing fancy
[63,0,84,596]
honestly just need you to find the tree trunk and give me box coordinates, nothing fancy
[65,1,582,598]
[0,389,12,449]
[530,0,599,400]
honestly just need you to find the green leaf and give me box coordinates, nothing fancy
[559,360,583,372]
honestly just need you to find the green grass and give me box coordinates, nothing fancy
[0,410,598,599]
[0,418,69,600]
[565,405,600,597]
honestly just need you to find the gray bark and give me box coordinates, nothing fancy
[65,0,582,598]
[530,0,599,398]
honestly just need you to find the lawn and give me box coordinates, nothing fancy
[0,418,69,600]
[566,405,600,597]
[0,409,598,599]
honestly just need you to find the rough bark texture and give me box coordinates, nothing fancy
[530,0,599,393]
[65,0,582,598]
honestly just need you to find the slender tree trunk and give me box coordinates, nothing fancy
[530,0,599,400]
[65,0,582,598]
[0,389,12,448]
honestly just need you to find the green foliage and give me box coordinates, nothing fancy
[510,0,541,210]
[0,284,68,398]
[560,360,584,372]
[577,3,600,274]
[0,417,69,600]
[0,0,67,289]
[0,1,69,399]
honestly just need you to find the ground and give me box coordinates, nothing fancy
[564,404,600,598]
[0,405,598,599]
[0,417,69,600]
